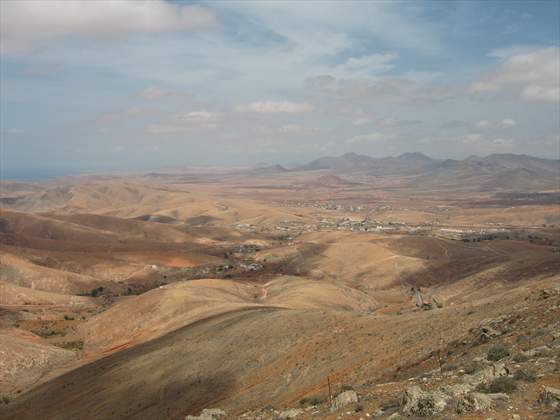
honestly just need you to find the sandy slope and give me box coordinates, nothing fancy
[0,329,76,395]
[0,253,100,294]
[79,276,379,354]
[5,277,558,420]
[0,281,94,306]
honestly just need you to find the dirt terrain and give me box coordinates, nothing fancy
[0,155,559,419]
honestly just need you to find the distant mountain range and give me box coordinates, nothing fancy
[295,152,559,191]
[300,152,558,172]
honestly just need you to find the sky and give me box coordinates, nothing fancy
[1,0,559,175]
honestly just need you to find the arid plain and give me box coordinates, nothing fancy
[1,152,559,420]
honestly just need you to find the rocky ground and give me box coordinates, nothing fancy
[189,286,560,420]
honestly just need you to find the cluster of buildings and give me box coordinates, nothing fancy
[270,217,434,236]
[233,211,532,244]
[278,200,367,213]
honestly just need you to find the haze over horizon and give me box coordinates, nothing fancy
[1,0,559,175]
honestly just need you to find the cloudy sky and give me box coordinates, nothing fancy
[1,0,559,175]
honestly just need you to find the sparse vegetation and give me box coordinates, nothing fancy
[463,362,483,375]
[487,344,511,361]
[514,369,536,382]
[34,328,66,338]
[90,286,104,297]
[531,328,547,338]
[299,396,325,407]
[54,340,84,351]
[477,377,518,394]
[441,362,459,372]
[513,353,529,362]
[380,396,401,411]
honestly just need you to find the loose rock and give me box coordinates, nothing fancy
[400,386,447,417]
[538,385,560,407]
[456,392,493,414]
[185,408,227,420]
[278,408,304,419]
[331,390,359,411]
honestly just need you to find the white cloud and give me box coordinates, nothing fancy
[500,118,517,128]
[378,117,422,128]
[491,138,514,147]
[470,46,560,103]
[235,101,315,114]
[352,118,370,127]
[0,0,217,55]
[487,44,543,59]
[146,110,219,134]
[521,85,560,103]
[218,2,444,56]
[181,111,218,122]
[474,118,517,129]
[279,124,319,133]
[347,132,386,145]
[335,52,398,77]
[112,145,127,152]
[138,87,191,100]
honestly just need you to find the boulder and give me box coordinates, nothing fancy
[456,392,493,414]
[482,322,502,331]
[442,383,473,398]
[432,296,444,308]
[309,269,325,279]
[539,385,560,407]
[466,363,509,388]
[478,326,501,343]
[330,390,358,411]
[400,386,447,417]
[185,408,227,420]
[442,362,509,400]
[539,287,560,300]
[278,408,303,419]
[487,393,510,403]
